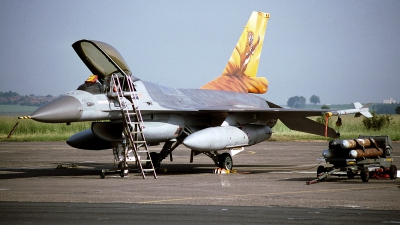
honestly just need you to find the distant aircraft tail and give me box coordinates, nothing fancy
[201,11,270,94]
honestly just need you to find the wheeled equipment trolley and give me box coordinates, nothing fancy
[307,135,396,184]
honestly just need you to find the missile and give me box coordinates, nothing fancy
[325,102,373,118]
[183,125,271,151]
[349,148,384,159]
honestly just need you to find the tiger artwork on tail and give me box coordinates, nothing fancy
[201,12,270,94]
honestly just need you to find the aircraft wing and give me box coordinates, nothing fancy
[196,108,335,136]
[196,100,371,138]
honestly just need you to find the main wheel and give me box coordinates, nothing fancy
[389,165,397,180]
[219,153,233,170]
[360,167,370,182]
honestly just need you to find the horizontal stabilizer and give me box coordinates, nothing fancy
[279,117,338,138]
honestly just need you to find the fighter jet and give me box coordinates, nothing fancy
[27,12,372,174]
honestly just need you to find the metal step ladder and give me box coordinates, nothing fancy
[111,74,157,179]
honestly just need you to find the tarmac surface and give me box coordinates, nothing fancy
[0,141,399,224]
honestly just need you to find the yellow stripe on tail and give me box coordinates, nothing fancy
[201,11,270,94]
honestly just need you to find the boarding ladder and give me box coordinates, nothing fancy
[111,74,157,179]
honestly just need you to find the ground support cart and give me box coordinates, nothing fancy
[307,135,397,184]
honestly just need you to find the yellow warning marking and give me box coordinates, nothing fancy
[138,184,399,204]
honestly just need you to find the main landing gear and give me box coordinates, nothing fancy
[192,150,234,170]
[218,153,233,170]
[147,150,234,171]
[144,127,235,171]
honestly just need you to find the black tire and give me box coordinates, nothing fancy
[219,153,233,170]
[360,167,369,182]
[389,165,397,180]
[100,173,105,179]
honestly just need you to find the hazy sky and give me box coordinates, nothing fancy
[1,1,399,105]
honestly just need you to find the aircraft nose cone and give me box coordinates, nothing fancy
[30,96,83,123]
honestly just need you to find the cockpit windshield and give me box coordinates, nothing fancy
[72,40,139,84]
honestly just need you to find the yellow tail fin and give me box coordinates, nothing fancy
[201,11,270,94]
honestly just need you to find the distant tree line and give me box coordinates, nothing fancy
[0,91,55,106]
[0,91,19,98]
[287,96,307,108]
[287,95,321,108]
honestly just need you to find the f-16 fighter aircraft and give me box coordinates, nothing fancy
[27,12,372,177]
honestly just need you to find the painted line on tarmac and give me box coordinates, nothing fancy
[237,151,256,156]
[138,184,399,204]
[271,170,400,176]
[270,171,315,174]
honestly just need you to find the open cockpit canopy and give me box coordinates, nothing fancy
[72,40,137,83]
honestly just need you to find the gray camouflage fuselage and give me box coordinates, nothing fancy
[31,79,276,150]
